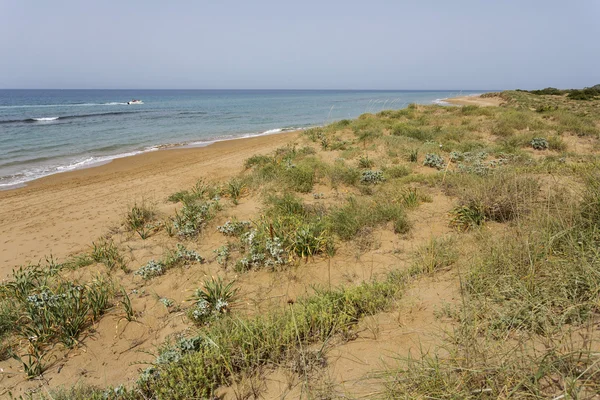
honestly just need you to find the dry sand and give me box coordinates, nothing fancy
[444,94,505,107]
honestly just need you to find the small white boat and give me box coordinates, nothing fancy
[127,99,143,105]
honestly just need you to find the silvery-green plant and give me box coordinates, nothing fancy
[135,260,164,280]
[189,277,238,325]
[217,220,251,236]
[423,153,445,169]
[531,137,549,150]
[360,170,385,184]
[214,245,230,266]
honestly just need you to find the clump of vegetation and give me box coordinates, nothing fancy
[529,87,565,96]
[91,238,126,271]
[167,179,220,204]
[423,153,445,169]
[328,196,410,240]
[125,202,156,239]
[214,245,230,266]
[446,172,539,223]
[135,244,204,280]
[449,204,486,231]
[244,154,272,169]
[358,155,374,168]
[412,237,458,274]
[225,177,247,205]
[135,260,164,280]
[0,266,114,377]
[360,170,385,184]
[384,165,410,179]
[408,149,419,162]
[217,219,251,236]
[392,123,432,141]
[328,161,361,187]
[530,137,549,150]
[236,229,288,271]
[164,244,204,268]
[188,277,238,325]
[172,198,220,237]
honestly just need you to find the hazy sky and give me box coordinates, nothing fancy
[1,1,598,90]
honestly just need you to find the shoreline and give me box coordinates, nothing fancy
[0,127,307,191]
[1,129,302,194]
[0,94,499,193]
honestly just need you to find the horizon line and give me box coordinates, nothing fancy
[0,88,500,92]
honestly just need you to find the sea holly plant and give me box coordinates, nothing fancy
[531,137,549,150]
[423,153,445,169]
[217,219,251,237]
[360,170,385,184]
[214,244,231,266]
[235,229,288,271]
[135,260,165,280]
[188,277,238,325]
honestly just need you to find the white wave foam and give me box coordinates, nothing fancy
[32,117,59,121]
[0,147,159,189]
[262,128,283,134]
[432,98,450,106]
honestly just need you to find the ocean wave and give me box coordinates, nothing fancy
[31,117,59,122]
[0,146,159,189]
[262,128,283,134]
[0,111,139,125]
[432,98,451,106]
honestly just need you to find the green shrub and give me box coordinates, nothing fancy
[530,137,549,150]
[412,237,458,273]
[360,170,385,184]
[291,221,328,258]
[172,199,220,237]
[282,163,315,193]
[423,153,445,169]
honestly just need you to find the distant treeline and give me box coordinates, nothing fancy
[517,84,600,100]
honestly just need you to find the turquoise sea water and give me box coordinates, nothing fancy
[0,89,485,188]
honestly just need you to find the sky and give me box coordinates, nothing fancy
[1,1,598,90]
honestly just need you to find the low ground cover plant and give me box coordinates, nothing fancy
[0,265,114,378]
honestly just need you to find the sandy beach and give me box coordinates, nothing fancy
[0,131,301,276]
[444,94,505,107]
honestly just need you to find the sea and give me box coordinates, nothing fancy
[0,89,485,189]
